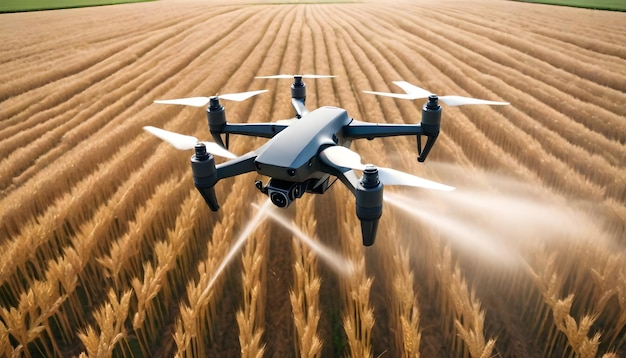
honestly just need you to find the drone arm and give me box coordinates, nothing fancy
[327,167,360,194]
[344,120,439,162]
[343,120,425,139]
[292,98,309,118]
[222,123,289,139]
[215,152,258,179]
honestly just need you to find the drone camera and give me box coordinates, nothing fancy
[263,178,307,208]
[356,166,384,246]
[191,143,220,211]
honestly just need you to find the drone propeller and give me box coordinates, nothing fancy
[153,89,268,107]
[143,126,237,158]
[319,146,454,191]
[364,81,509,106]
[276,119,297,125]
[256,74,335,79]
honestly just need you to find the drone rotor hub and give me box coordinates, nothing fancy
[426,94,440,110]
[208,96,222,110]
[360,165,380,188]
[194,143,210,160]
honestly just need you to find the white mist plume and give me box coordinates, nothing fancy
[253,203,354,277]
[384,162,614,267]
[201,199,272,299]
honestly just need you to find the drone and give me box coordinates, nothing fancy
[144,75,508,245]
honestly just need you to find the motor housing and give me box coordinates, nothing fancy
[417,95,441,162]
[291,76,306,101]
[355,165,383,246]
[191,143,219,211]
[207,97,227,147]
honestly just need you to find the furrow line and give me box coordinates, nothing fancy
[423,7,626,119]
[442,3,626,58]
[394,6,626,131]
[310,6,360,118]
[171,5,299,356]
[0,2,210,63]
[321,6,409,355]
[305,5,337,107]
[0,7,233,105]
[369,7,622,202]
[340,6,539,182]
[256,6,308,356]
[0,6,271,199]
[0,5,239,126]
[331,7,505,355]
[416,7,626,94]
[0,132,185,299]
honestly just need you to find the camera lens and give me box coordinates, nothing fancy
[270,191,289,208]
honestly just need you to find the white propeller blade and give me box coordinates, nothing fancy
[153,90,267,107]
[217,89,268,101]
[321,145,365,170]
[364,81,509,106]
[154,97,212,107]
[319,146,454,191]
[291,98,310,117]
[436,95,509,107]
[361,90,416,100]
[256,74,335,79]
[276,119,297,125]
[392,81,434,98]
[143,126,237,158]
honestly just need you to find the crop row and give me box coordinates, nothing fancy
[0,1,624,356]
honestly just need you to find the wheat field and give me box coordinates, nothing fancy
[1,0,625,356]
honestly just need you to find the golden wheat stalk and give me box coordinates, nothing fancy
[610,270,626,347]
[45,253,79,341]
[13,170,171,352]
[173,305,195,358]
[290,197,323,357]
[434,245,496,358]
[0,277,69,358]
[331,189,375,357]
[174,181,257,357]
[0,320,15,358]
[392,250,422,357]
[526,248,607,357]
[237,227,268,358]
[551,295,601,358]
[342,258,375,357]
[132,263,161,357]
[290,242,323,357]
[78,289,132,358]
